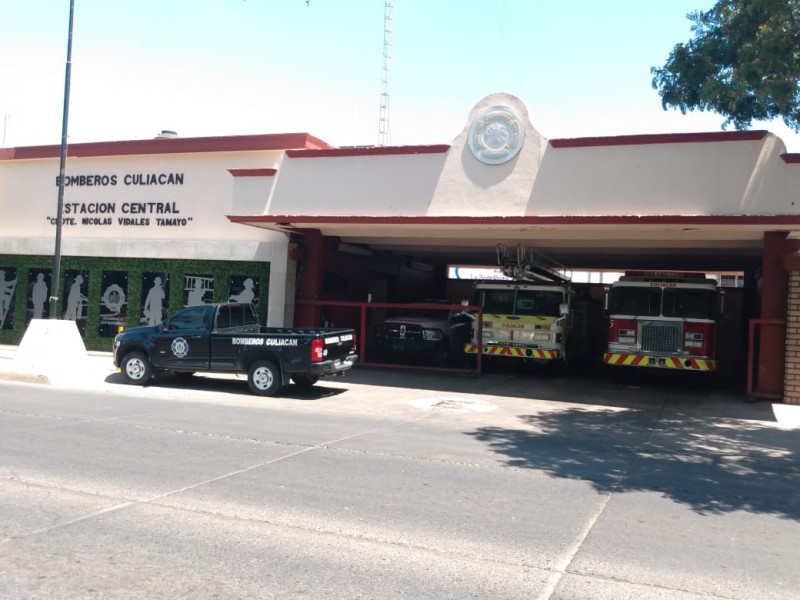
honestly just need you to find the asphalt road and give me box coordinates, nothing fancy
[1,370,799,599]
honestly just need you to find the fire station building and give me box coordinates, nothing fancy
[2,93,800,403]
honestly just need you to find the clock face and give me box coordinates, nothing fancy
[468,105,525,165]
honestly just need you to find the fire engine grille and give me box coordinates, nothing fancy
[640,321,682,353]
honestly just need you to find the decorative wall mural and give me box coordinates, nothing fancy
[184,274,213,306]
[63,269,89,334]
[99,271,128,337]
[141,272,169,325]
[27,270,51,322]
[0,268,17,330]
[228,275,259,306]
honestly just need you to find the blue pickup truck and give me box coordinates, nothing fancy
[113,302,358,396]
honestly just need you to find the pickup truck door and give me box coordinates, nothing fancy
[152,305,213,370]
[207,303,262,370]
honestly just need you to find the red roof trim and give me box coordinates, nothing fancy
[0,133,331,161]
[781,154,800,163]
[227,214,800,226]
[549,130,769,149]
[228,168,277,177]
[285,144,450,158]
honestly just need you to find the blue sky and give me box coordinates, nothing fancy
[3,0,800,151]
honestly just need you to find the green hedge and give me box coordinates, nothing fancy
[0,254,270,351]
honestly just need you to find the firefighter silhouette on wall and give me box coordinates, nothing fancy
[144,276,166,325]
[140,273,170,326]
[64,274,86,320]
[0,268,17,330]
[62,270,88,335]
[28,270,50,321]
[228,276,257,304]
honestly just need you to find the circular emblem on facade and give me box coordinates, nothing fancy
[171,337,189,358]
[468,105,525,165]
[101,284,126,314]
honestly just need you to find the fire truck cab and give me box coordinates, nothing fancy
[464,281,573,365]
[464,244,574,367]
[603,271,720,371]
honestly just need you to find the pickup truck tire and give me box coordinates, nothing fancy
[247,359,282,396]
[291,375,319,389]
[121,351,152,386]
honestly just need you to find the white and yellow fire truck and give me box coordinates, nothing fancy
[603,271,720,371]
[464,245,573,367]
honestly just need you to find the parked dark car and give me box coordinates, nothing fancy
[373,303,473,366]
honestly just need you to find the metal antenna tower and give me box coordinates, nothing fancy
[378,0,394,146]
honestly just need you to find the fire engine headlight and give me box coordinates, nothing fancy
[481,329,493,339]
[685,332,703,341]
[424,329,444,341]
[533,332,551,341]
[618,336,636,343]
[619,329,636,337]
[685,341,703,348]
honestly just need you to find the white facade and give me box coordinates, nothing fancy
[260,93,800,220]
[0,135,327,326]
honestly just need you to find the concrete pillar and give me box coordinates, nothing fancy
[755,233,789,398]
[757,231,800,403]
[294,228,324,327]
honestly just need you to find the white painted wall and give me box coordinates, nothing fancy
[0,151,281,241]
[530,133,795,217]
[260,93,800,220]
[0,146,292,326]
[264,151,449,216]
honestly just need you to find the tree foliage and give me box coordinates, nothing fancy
[652,0,800,130]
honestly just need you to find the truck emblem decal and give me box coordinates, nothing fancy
[171,337,189,358]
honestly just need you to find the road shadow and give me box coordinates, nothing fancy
[104,371,348,400]
[348,365,776,423]
[467,405,800,520]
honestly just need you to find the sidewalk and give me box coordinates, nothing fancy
[0,344,118,387]
[2,343,799,429]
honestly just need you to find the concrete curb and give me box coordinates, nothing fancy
[0,369,51,384]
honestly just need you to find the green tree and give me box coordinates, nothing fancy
[652,0,800,131]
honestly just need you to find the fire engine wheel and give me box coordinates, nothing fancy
[247,359,282,396]
[291,375,319,388]
[121,351,152,386]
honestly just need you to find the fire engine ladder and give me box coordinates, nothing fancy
[496,244,570,284]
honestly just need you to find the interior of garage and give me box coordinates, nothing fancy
[283,226,761,392]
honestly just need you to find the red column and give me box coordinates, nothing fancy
[757,232,800,396]
[294,229,324,327]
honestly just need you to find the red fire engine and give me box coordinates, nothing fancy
[603,271,720,371]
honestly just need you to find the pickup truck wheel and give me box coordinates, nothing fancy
[291,375,319,389]
[247,360,282,396]
[121,351,152,385]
